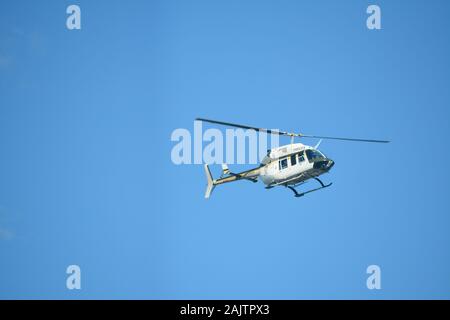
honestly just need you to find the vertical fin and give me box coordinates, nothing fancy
[204,164,215,199]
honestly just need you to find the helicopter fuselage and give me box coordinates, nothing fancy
[259,143,334,188]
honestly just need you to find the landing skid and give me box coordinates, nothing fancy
[287,178,332,198]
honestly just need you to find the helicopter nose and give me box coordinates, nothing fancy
[313,159,335,171]
[328,159,335,169]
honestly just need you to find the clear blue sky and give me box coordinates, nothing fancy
[1,0,450,299]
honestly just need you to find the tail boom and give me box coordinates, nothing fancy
[203,164,261,199]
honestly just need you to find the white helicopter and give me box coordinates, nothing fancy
[197,118,390,199]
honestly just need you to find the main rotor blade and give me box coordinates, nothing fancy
[196,118,390,143]
[195,118,297,136]
[300,134,390,143]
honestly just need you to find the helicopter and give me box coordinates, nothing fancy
[196,118,390,199]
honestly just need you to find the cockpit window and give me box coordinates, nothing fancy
[298,151,305,162]
[305,149,325,163]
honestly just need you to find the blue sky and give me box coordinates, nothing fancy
[1,0,450,299]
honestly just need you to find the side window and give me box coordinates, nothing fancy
[298,151,305,163]
[279,158,288,170]
[290,154,297,166]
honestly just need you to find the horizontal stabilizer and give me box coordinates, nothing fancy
[221,163,230,175]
